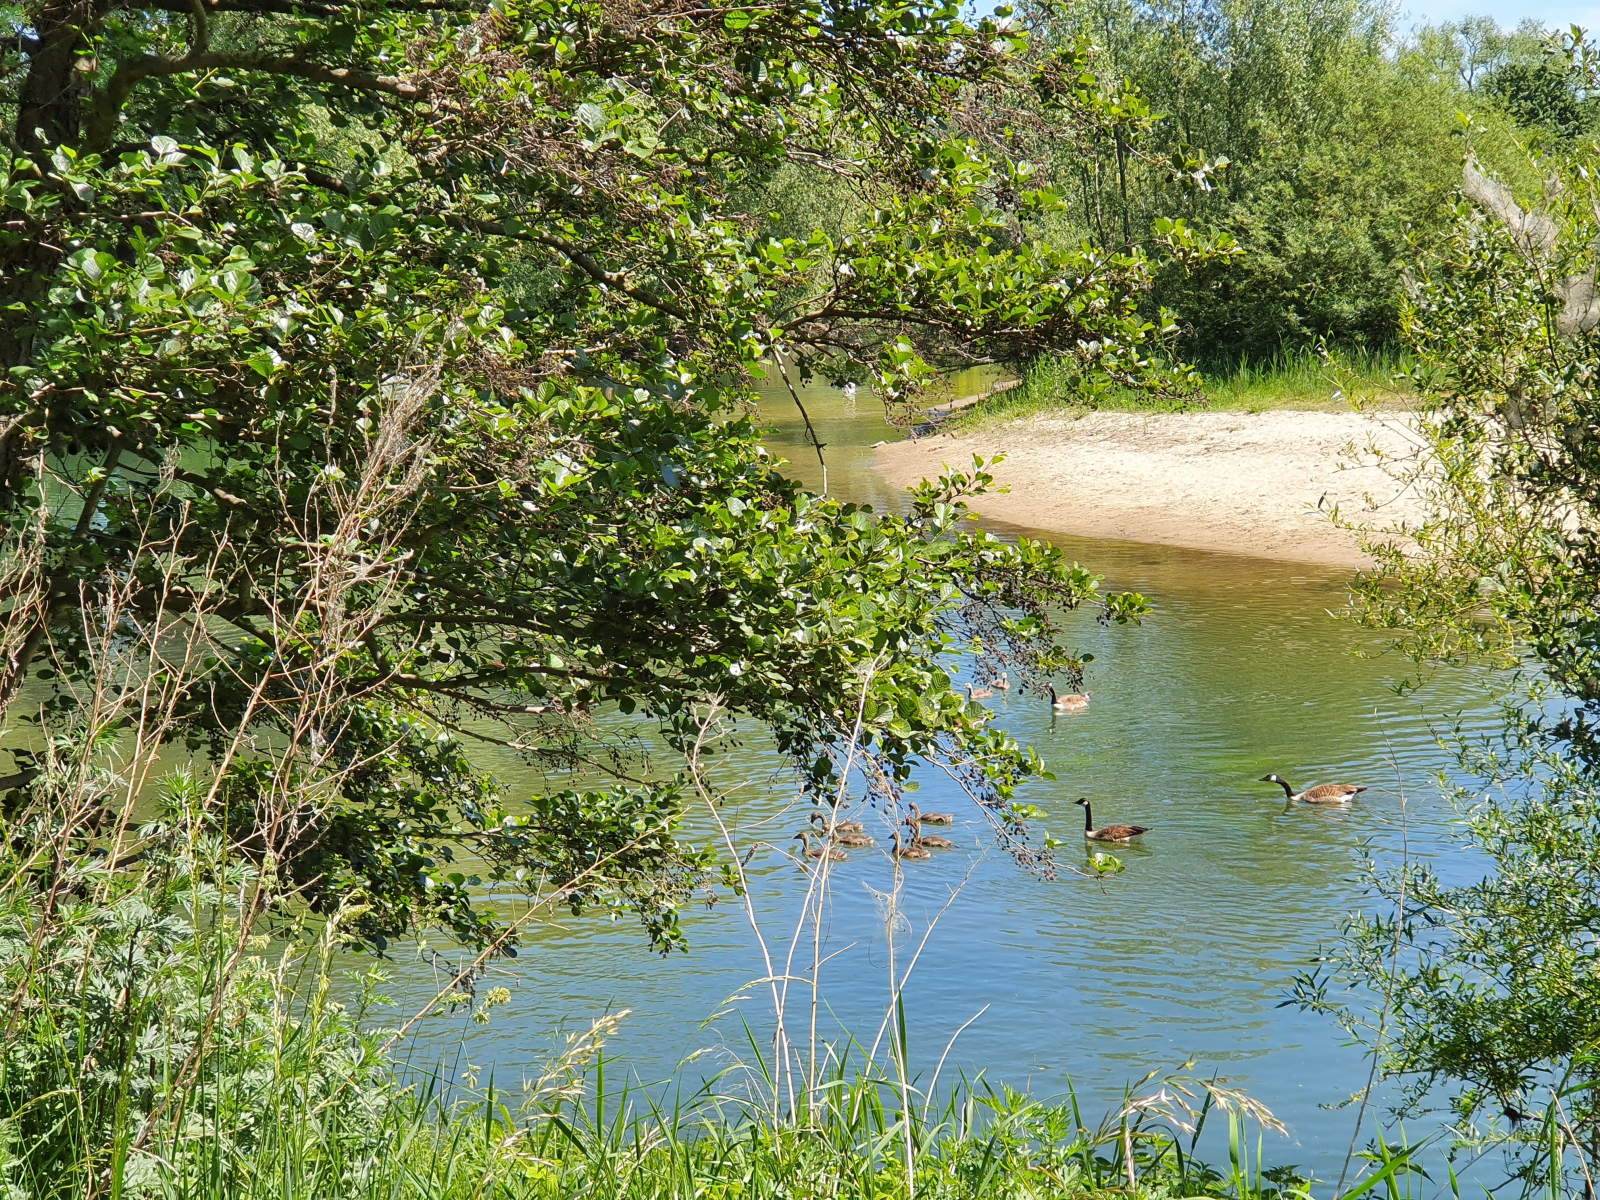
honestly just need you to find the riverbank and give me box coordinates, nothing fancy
[874,409,1426,567]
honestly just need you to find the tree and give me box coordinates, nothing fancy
[1022,0,1520,365]
[0,0,1215,956]
[1484,58,1592,139]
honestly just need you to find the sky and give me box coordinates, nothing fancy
[973,0,1595,34]
[1400,0,1597,29]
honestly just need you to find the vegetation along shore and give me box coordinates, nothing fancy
[8,0,1600,1195]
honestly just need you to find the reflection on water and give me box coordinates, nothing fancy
[384,381,1501,1182]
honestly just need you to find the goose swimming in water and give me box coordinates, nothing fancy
[1075,797,1149,843]
[834,831,875,847]
[904,815,955,850]
[907,801,953,827]
[1048,684,1090,711]
[793,830,848,862]
[1259,774,1368,805]
[890,829,930,861]
[966,682,995,701]
[810,812,866,836]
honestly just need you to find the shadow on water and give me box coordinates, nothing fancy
[384,378,1505,1181]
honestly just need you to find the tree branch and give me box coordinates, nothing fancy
[123,0,469,15]
[88,48,425,150]
[439,216,693,320]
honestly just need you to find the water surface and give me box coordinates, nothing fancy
[389,382,1500,1184]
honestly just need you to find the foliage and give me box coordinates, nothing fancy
[1307,35,1600,1181]
[0,0,1230,956]
[1020,0,1522,364]
[1483,59,1592,139]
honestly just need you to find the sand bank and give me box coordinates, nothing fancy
[872,409,1427,568]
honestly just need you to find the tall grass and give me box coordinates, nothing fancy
[955,347,1410,429]
[24,925,1317,1200]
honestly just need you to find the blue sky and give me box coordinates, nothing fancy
[1401,0,1596,29]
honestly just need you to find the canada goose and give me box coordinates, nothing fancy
[810,812,867,836]
[1047,684,1090,711]
[993,672,1010,691]
[907,801,953,827]
[966,682,994,701]
[1259,774,1368,805]
[1074,798,1149,843]
[793,830,847,862]
[890,829,930,861]
[904,816,954,850]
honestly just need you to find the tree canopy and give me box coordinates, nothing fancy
[0,0,1214,953]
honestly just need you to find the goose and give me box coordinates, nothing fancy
[793,830,847,862]
[1260,774,1367,805]
[904,816,954,850]
[814,818,875,847]
[1074,797,1149,843]
[890,829,930,861]
[810,812,867,836]
[907,801,954,827]
[993,672,1010,691]
[1048,684,1090,711]
[966,682,994,701]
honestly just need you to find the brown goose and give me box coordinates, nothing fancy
[904,816,955,850]
[1260,774,1368,805]
[810,812,867,836]
[907,801,953,827]
[966,682,995,701]
[1048,684,1091,712]
[890,828,930,861]
[1075,798,1149,843]
[830,827,875,847]
[793,830,848,862]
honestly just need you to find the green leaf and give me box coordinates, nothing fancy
[245,349,283,377]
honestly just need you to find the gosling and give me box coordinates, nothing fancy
[908,801,954,826]
[793,830,847,862]
[904,815,954,850]
[810,812,867,836]
[890,828,931,861]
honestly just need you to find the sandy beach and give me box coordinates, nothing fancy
[872,409,1427,567]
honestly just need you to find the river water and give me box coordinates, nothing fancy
[388,379,1504,1183]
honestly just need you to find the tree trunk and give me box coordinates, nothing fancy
[17,0,98,149]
